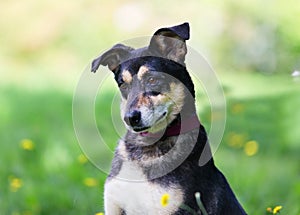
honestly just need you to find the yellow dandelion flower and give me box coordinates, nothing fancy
[9,176,22,192]
[160,193,170,207]
[273,206,282,214]
[244,140,259,156]
[95,213,104,215]
[83,177,98,187]
[20,139,34,151]
[227,132,247,148]
[23,211,33,215]
[77,154,88,164]
[267,207,273,213]
[231,103,245,114]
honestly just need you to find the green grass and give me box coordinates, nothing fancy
[208,73,300,214]
[0,72,299,215]
[213,93,300,214]
[0,87,106,214]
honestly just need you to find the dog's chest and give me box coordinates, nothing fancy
[105,160,184,214]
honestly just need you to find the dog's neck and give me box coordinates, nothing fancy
[138,113,199,140]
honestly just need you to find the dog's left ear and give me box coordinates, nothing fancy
[91,44,134,73]
[148,22,190,64]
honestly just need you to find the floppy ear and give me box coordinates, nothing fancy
[148,22,190,65]
[91,44,134,73]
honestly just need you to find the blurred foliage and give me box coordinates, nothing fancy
[1,0,300,91]
[215,0,300,74]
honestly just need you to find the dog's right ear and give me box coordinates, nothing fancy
[148,22,190,65]
[91,44,133,73]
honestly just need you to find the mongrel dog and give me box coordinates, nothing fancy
[91,23,246,215]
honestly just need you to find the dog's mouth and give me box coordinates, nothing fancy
[132,111,167,133]
[132,126,150,132]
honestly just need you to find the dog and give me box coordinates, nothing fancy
[91,23,247,215]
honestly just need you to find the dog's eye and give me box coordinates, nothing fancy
[148,77,157,85]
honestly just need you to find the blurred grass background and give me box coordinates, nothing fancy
[0,0,299,214]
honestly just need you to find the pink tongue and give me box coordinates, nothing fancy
[140,131,164,138]
[140,131,149,136]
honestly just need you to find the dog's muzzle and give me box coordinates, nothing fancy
[124,110,150,132]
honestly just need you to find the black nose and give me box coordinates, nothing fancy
[124,110,141,127]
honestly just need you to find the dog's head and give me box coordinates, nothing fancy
[92,23,196,133]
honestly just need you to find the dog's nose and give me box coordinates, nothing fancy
[124,110,141,127]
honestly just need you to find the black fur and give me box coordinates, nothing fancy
[92,23,247,215]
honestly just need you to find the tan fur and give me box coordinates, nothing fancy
[150,94,169,106]
[122,70,132,84]
[168,82,185,118]
[151,82,185,128]
[137,65,149,80]
[137,94,150,108]
[149,83,185,115]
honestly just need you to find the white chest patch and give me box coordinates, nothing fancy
[104,160,184,215]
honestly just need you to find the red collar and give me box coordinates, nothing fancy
[140,114,200,138]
